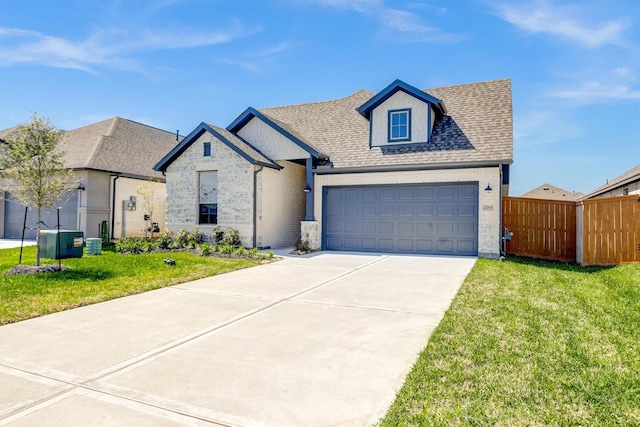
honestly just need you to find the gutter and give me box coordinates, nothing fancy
[314,159,514,175]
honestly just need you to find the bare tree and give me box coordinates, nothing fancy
[0,114,73,266]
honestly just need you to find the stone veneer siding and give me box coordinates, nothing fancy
[165,132,254,247]
[312,167,503,258]
[256,161,306,248]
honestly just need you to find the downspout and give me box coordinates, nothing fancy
[110,174,120,241]
[253,165,263,248]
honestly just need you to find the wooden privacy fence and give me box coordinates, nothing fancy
[502,197,577,262]
[502,195,640,265]
[580,195,640,266]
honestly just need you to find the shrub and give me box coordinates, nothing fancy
[157,230,174,249]
[187,230,205,248]
[212,226,224,244]
[234,246,247,257]
[197,242,212,256]
[115,237,157,254]
[174,229,190,249]
[220,243,235,254]
[247,247,259,258]
[293,236,311,252]
[222,227,241,247]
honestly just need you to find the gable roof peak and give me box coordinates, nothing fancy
[357,79,446,119]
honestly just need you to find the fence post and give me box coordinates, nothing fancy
[576,201,584,265]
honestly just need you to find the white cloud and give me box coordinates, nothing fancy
[0,23,257,72]
[309,0,458,42]
[493,1,630,48]
[548,81,640,102]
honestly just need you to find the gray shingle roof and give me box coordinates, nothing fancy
[521,183,584,201]
[259,79,513,169]
[64,117,180,178]
[584,164,640,198]
[205,124,281,169]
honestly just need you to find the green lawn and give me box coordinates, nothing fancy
[381,258,640,426]
[0,245,260,325]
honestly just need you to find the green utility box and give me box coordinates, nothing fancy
[39,230,84,259]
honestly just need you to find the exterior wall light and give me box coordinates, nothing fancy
[303,185,312,193]
[77,183,86,191]
[485,183,492,192]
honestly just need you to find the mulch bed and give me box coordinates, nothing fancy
[5,264,71,276]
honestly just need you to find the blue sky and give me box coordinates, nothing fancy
[0,0,638,196]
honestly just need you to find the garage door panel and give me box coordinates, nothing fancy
[4,192,78,239]
[323,184,478,255]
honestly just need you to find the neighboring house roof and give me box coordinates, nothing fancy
[584,164,640,199]
[259,78,513,170]
[521,183,584,201]
[154,122,281,172]
[65,117,181,179]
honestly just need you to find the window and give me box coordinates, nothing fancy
[203,142,211,157]
[388,109,411,142]
[198,171,218,224]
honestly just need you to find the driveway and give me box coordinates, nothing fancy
[0,252,476,426]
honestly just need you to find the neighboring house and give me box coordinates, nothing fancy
[583,164,640,199]
[155,78,513,258]
[521,183,584,201]
[0,117,180,240]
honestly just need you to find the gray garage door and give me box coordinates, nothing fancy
[4,192,78,239]
[323,183,478,255]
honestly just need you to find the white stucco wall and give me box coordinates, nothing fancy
[114,177,166,238]
[256,161,306,248]
[165,132,254,247]
[371,91,433,147]
[237,117,310,160]
[313,167,503,258]
[76,170,111,239]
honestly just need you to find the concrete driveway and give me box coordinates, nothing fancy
[0,252,476,426]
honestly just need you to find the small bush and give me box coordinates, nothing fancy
[220,243,235,254]
[247,247,259,258]
[293,236,311,252]
[157,230,174,249]
[222,228,241,247]
[234,246,247,257]
[212,226,225,244]
[197,242,212,256]
[187,230,205,248]
[174,229,190,249]
[115,237,157,254]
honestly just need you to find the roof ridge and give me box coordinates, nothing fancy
[425,77,511,92]
[113,116,182,138]
[86,117,118,169]
[260,89,373,111]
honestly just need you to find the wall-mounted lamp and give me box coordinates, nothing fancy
[303,185,312,193]
[77,183,86,191]
[484,183,492,192]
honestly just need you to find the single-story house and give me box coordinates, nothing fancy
[521,183,584,201]
[155,78,513,258]
[0,117,180,240]
[583,164,640,199]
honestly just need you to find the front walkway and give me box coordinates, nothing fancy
[0,252,476,426]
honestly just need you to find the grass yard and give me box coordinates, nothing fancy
[381,257,640,426]
[0,245,260,325]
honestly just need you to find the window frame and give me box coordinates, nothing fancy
[387,108,412,143]
[198,171,218,225]
[203,142,211,157]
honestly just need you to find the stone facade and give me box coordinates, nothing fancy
[165,132,254,247]
[312,167,503,258]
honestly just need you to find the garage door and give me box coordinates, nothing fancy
[4,192,78,239]
[323,183,478,255]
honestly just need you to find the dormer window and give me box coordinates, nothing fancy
[388,109,411,142]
